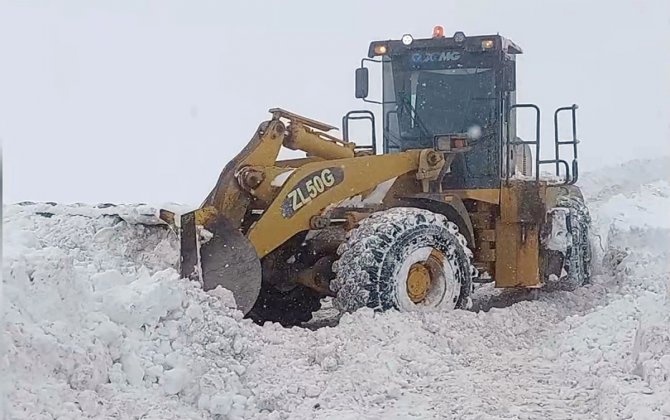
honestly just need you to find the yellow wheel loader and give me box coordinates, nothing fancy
[159,28,592,326]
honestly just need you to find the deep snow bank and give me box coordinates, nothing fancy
[580,163,670,418]
[3,204,261,419]
[3,157,669,419]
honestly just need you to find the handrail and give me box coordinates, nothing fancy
[553,104,579,184]
[507,103,580,186]
[506,103,541,183]
[537,158,571,183]
[342,110,377,154]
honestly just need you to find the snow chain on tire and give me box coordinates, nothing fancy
[330,208,476,313]
[544,195,593,290]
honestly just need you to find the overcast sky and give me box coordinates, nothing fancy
[1,0,669,205]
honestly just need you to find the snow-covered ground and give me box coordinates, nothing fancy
[3,157,669,419]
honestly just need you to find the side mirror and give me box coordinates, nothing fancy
[355,67,369,99]
[503,60,516,91]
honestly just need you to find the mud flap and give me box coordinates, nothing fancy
[159,209,262,315]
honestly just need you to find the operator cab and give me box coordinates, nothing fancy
[345,27,580,189]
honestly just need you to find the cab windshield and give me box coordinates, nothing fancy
[413,68,495,133]
[383,56,499,153]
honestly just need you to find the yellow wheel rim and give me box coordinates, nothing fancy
[407,263,431,302]
[406,249,446,304]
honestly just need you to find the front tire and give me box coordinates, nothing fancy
[331,208,475,313]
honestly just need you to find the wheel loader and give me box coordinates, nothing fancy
[159,28,592,326]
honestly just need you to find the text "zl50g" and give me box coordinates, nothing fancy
[281,167,344,218]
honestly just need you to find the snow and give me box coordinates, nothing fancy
[543,208,569,252]
[362,177,397,205]
[510,171,564,183]
[3,208,255,419]
[270,170,296,188]
[3,157,670,419]
[335,177,397,208]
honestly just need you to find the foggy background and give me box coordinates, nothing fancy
[1,0,668,205]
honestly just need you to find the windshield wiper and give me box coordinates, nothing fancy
[399,95,431,141]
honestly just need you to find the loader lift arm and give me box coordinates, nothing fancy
[189,108,463,258]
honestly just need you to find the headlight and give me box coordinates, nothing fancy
[373,44,388,55]
[453,31,466,43]
[481,39,494,49]
[401,34,414,45]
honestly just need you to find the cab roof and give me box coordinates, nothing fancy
[367,32,523,59]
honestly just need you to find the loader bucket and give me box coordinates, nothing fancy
[160,208,262,315]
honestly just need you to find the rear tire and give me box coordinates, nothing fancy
[331,208,475,313]
[542,195,593,290]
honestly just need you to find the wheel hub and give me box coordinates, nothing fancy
[407,263,431,302]
[406,250,447,304]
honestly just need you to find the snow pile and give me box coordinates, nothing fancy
[3,157,670,419]
[3,204,262,419]
[582,171,670,418]
[579,156,670,206]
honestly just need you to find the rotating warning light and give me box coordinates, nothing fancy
[432,25,445,38]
